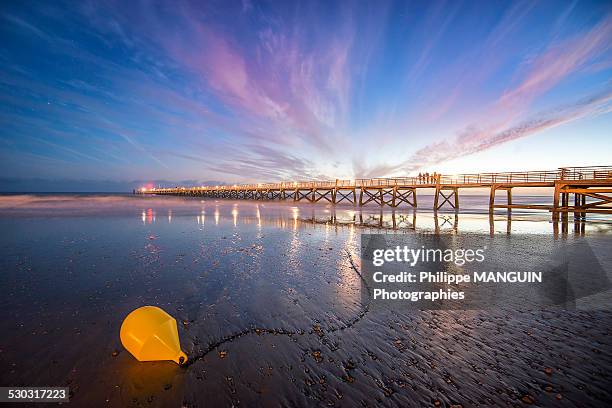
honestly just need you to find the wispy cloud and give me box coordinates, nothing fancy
[398,89,612,173]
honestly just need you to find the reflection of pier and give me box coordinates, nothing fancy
[297,210,594,237]
[138,166,612,219]
[139,205,604,236]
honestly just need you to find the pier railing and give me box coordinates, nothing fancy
[437,166,612,185]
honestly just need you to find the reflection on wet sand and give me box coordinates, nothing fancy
[140,203,609,236]
[141,208,155,224]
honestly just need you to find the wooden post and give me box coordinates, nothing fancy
[574,193,579,220]
[433,187,439,210]
[392,186,397,207]
[433,174,441,210]
[489,185,496,212]
[561,192,568,221]
[454,187,459,209]
[552,183,560,221]
[333,179,338,204]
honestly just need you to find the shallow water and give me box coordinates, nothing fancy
[0,194,611,407]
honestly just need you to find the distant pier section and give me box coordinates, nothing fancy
[137,166,612,219]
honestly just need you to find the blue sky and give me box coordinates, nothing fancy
[0,0,611,191]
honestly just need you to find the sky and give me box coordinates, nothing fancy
[0,0,611,191]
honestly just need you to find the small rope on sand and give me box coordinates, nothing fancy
[183,250,371,367]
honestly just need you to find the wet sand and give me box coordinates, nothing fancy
[0,194,611,407]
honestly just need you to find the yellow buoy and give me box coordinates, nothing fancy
[120,306,188,365]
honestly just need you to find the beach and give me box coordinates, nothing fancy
[0,194,611,407]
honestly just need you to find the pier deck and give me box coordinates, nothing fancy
[138,166,612,219]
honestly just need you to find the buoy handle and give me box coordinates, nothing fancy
[175,351,188,365]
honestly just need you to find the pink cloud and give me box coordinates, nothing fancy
[149,7,355,155]
[401,90,612,173]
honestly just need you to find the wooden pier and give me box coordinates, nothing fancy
[138,166,612,219]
